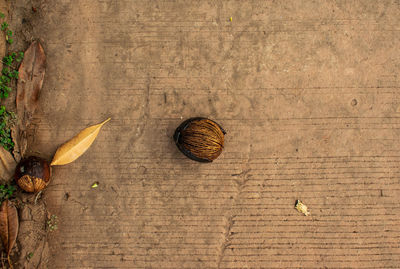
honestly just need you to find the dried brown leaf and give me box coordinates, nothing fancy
[16,41,46,157]
[0,147,16,181]
[0,200,19,268]
[51,118,110,166]
[12,128,27,160]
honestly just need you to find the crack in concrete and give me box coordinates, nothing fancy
[216,169,250,269]
[125,75,151,153]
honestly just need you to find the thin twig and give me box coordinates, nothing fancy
[7,255,12,269]
[7,255,13,269]
[34,190,42,205]
[1,252,5,269]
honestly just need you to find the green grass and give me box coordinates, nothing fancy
[0,105,14,151]
[0,184,16,202]
[26,252,34,261]
[0,52,23,99]
[0,11,24,152]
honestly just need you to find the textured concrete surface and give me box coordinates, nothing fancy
[12,0,400,268]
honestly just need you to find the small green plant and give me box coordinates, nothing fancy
[26,252,34,261]
[0,52,23,99]
[0,22,12,44]
[0,106,14,151]
[3,52,22,67]
[0,13,13,44]
[0,11,24,153]
[5,29,12,44]
[47,215,58,231]
[0,184,16,202]
[16,51,24,62]
[1,22,8,31]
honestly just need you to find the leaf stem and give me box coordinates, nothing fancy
[7,254,12,269]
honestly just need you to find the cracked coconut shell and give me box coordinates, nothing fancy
[14,156,51,193]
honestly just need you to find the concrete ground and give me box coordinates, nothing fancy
[10,0,400,268]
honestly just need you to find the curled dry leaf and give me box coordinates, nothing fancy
[16,41,46,157]
[0,200,19,268]
[295,200,310,216]
[0,147,17,181]
[51,118,111,166]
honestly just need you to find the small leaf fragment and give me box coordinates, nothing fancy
[0,147,17,180]
[295,200,310,216]
[51,118,111,166]
[91,182,99,188]
[0,200,19,268]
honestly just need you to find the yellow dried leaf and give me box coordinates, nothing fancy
[50,118,110,166]
[295,200,310,216]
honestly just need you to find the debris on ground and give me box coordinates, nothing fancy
[295,200,310,216]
